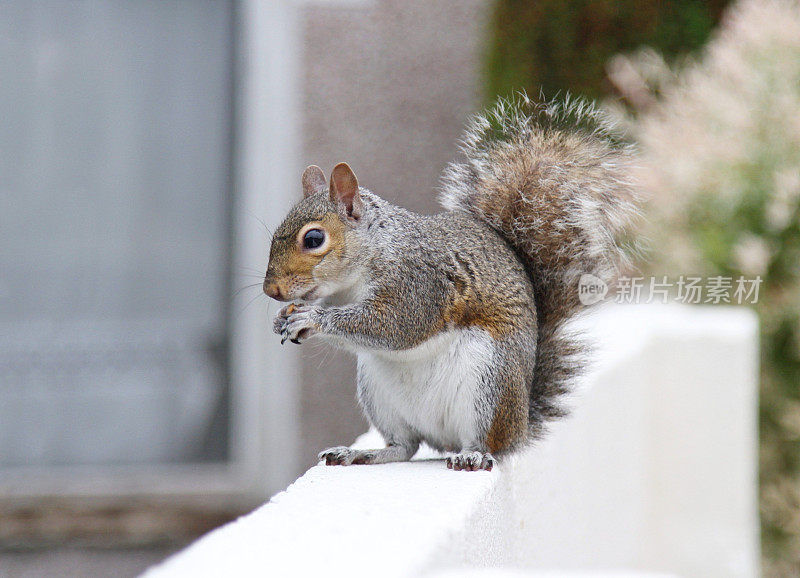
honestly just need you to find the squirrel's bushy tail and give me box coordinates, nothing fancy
[440,93,641,434]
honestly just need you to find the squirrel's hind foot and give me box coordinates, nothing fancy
[446,451,494,472]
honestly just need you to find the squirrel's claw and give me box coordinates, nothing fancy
[446,451,494,472]
[274,304,292,336]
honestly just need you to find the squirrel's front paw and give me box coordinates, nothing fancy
[278,304,320,344]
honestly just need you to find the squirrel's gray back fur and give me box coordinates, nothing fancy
[440,94,641,430]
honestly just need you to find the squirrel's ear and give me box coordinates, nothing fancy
[301,165,327,198]
[329,162,362,222]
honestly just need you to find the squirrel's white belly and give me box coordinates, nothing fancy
[357,328,495,452]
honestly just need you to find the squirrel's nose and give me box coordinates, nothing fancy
[263,281,282,300]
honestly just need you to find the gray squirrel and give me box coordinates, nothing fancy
[263,95,640,471]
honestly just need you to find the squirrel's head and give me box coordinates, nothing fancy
[263,163,365,302]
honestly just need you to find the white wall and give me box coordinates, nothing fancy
[144,304,760,578]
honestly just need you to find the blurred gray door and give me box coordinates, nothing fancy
[0,1,234,466]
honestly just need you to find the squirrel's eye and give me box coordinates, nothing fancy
[302,228,325,250]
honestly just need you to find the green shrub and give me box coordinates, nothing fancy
[485,0,728,103]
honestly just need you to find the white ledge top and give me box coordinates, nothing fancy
[144,304,760,578]
[147,432,498,578]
